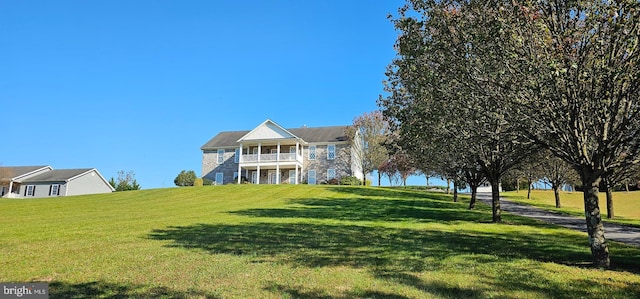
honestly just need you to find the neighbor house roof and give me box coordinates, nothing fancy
[21,169,95,183]
[0,166,52,181]
[201,125,350,150]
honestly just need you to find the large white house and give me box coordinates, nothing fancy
[0,166,115,198]
[201,119,362,185]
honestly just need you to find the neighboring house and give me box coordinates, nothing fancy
[201,119,362,185]
[0,166,115,198]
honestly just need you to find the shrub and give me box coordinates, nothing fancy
[340,176,361,186]
[194,178,203,187]
[174,170,197,187]
[327,178,340,185]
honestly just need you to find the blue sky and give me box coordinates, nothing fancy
[1,0,444,188]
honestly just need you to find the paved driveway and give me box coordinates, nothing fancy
[474,192,640,247]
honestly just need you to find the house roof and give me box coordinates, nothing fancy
[21,169,95,183]
[0,166,51,181]
[201,125,350,150]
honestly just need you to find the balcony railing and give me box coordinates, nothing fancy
[241,153,302,163]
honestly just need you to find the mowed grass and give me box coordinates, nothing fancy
[1,185,640,298]
[503,189,640,227]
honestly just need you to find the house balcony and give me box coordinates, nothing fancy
[240,153,303,167]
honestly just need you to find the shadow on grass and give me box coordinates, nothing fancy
[49,281,220,299]
[233,186,490,224]
[149,221,640,297]
[232,197,491,223]
[264,283,411,299]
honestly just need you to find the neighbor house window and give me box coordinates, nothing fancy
[327,144,336,160]
[215,173,224,185]
[217,149,225,164]
[327,169,336,181]
[26,185,35,196]
[50,184,60,196]
[309,145,316,160]
[234,149,240,163]
[308,170,317,185]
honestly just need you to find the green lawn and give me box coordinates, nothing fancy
[502,189,640,227]
[2,185,640,298]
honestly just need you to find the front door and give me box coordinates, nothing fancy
[251,171,257,184]
[289,170,296,184]
[268,171,278,184]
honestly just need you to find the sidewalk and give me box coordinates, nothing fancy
[474,193,640,247]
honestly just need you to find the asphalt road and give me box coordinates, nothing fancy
[474,192,640,247]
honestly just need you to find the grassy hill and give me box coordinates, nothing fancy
[1,185,640,298]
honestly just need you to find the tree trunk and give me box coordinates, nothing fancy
[453,180,458,202]
[606,187,614,219]
[491,178,501,223]
[469,186,477,209]
[378,172,382,187]
[625,179,629,193]
[362,169,367,186]
[516,178,520,193]
[527,179,532,199]
[446,178,451,194]
[583,177,610,268]
[553,185,561,208]
[426,175,429,187]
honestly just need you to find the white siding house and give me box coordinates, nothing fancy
[1,166,115,198]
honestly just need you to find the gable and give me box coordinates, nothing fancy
[0,166,52,181]
[238,119,299,142]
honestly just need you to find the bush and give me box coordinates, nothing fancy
[340,176,361,186]
[174,170,197,187]
[327,178,340,185]
[194,178,203,187]
[203,178,213,185]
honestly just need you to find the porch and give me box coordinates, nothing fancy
[236,141,305,184]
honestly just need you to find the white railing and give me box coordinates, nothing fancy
[241,153,303,163]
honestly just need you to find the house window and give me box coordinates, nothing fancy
[327,169,336,181]
[309,145,316,160]
[289,170,296,184]
[234,149,240,163]
[308,170,317,185]
[26,185,35,196]
[327,144,336,160]
[233,172,238,181]
[251,171,257,184]
[217,149,225,164]
[50,184,60,196]
[215,173,224,185]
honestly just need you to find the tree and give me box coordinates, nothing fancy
[110,170,141,191]
[601,163,640,218]
[539,153,579,208]
[381,0,536,223]
[174,170,197,187]
[509,1,640,268]
[346,111,390,186]
[384,0,640,267]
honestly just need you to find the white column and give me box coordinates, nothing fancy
[295,164,299,184]
[256,143,261,184]
[237,144,242,184]
[276,142,281,184]
[300,144,304,183]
